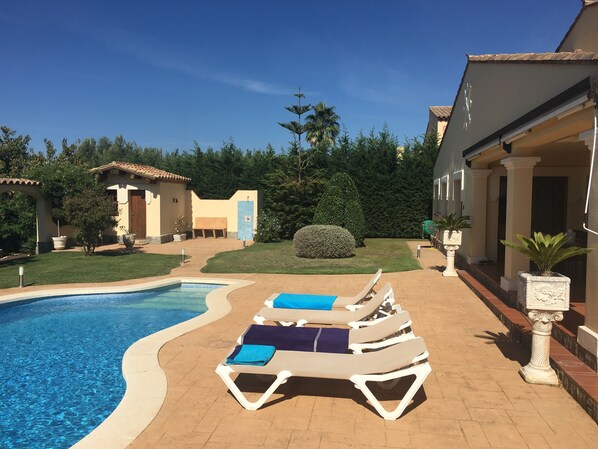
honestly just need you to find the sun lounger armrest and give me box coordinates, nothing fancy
[345,304,365,311]
[348,330,416,353]
[264,293,278,307]
[348,314,392,329]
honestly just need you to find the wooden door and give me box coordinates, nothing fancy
[532,177,567,236]
[129,191,146,238]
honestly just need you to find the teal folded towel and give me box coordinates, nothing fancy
[227,344,276,366]
[273,293,337,310]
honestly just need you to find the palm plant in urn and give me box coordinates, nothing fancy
[502,232,591,385]
[437,214,471,246]
[501,232,591,311]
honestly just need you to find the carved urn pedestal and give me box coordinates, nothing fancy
[440,231,461,277]
[517,272,570,386]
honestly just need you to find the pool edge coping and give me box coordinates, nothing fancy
[1,277,254,449]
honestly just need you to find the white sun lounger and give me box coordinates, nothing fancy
[263,269,382,310]
[216,336,431,420]
[239,310,415,354]
[253,283,397,328]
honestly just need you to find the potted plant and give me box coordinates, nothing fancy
[119,226,136,250]
[52,215,68,250]
[437,214,471,246]
[173,216,190,242]
[501,232,591,311]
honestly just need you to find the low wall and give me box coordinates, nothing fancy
[188,190,258,237]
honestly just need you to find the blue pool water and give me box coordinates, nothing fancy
[0,283,218,449]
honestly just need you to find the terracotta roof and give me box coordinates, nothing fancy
[0,178,41,186]
[90,161,191,183]
[429,106,452,120]
[469,51,598,63]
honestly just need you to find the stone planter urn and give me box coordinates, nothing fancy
[173,233,187,242]
[440,230,462,246]
[517,271,570,386]
[122,234,136,250]
[52,236,67,250]
[440,230,462,277]
[518,272,570,311]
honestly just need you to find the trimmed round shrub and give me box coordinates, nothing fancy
[293,225,355,259]
[313,172,366,247]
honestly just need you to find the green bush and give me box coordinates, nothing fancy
[313,172,366,246]
[293,225,355,259]
[64,187,118,256]
[255,212,282,243]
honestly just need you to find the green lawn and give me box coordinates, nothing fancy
[0,251,182,289]
[201,238,421,274]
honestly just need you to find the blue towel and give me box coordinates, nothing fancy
[226,344,276,366]
[272,293,337,310]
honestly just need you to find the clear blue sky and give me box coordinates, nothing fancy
[0,0,579,154]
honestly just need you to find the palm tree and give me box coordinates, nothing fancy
[305,102,340,148]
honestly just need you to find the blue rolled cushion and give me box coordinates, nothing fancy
[226,344,276,366]
[272,293,337,310]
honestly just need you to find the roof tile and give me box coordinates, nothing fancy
[429,106,452,120]
[469,51,598,63]
[0,178,41,186]
[91,161,191,183]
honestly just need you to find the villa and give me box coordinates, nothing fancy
[431,0,598,416]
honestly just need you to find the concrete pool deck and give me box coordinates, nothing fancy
[2,238,597,448]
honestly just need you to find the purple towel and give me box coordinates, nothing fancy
[240,325,349,354]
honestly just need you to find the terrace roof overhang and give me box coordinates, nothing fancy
[462,77,597,161]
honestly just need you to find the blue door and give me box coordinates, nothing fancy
[237,201,254,240]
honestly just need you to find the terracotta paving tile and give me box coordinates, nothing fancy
[308,413,356,434]
[263,427,292,448]
[354,419,387,446]
[209,416,271,445]
[508,398,538,412]
[520,433,550,449]
[409,433,468,449]
[460,389,515,411]
[155,432,211,448]
[459,420,490,447]
[416,417,462,436]
[384,429,412,448]
[320,432,359,447]
[287,430,322,449]
[507,410,552,434]
[467,408,513,424]
[544,429,595,449]
[480,422,527,448]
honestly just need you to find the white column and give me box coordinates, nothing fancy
[466,169,492,264]
[577,128,598,365]
[500,157,541,291]
[443,244,459,277]
[520,310,563,385]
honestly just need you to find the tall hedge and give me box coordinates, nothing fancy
[313,172,366,246]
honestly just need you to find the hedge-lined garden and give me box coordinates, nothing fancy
[1,114,438,252]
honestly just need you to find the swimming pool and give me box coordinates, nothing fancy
[0,282,219,449]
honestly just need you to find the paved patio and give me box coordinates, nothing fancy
[3,238,597,447]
